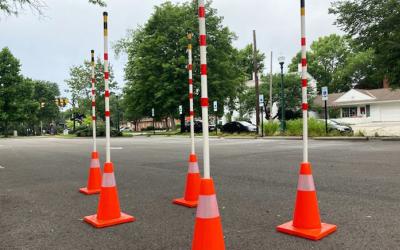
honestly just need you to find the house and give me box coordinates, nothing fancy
[314,88,400,125]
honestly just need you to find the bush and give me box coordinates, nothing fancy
[74,124,122,137]
[263,122,279,136]
[285,118,326,136]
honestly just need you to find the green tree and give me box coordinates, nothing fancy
[65,58,117,122]
[289,34,379,93]
[0,48,39,135]
[330,0,400,86]
[0,0,106,16]
[237,73,303,121]
[237,44,265,80]
[31,79,60,131]
[115,1,246,126]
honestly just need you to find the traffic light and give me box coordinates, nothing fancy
[62,98,69,107]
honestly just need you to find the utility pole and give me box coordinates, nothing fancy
[269,51,273,122]
[253,30,260,134]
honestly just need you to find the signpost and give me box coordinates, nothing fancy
[322,86,328,135]
[179,105,183,133]
[259,94,264,137]
[213,101,218,135]
[152,108,155,135]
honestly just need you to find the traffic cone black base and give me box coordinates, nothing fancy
[84,212,135,228]
[277,221,337,241]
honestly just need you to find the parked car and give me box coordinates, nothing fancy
[185,120,216,133]
[120,127,133,132]
[319,119,353,133]
[221,121,257,133]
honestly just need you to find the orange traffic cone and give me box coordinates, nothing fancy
[277,162,336,240]
[192,178,225,250]
[173,154,201,208]
[79,151,102,195]
[84,162,135,228]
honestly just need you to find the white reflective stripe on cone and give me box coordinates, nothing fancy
[188,162,199,174]
[196,194,220,219]
[90,159,100,168]
[102,173,116,187]
[297,174,315,191]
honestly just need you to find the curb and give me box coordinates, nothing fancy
[312,137,368,141]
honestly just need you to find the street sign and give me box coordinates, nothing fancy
[151,108,155,117]
[259,94,264,106]
[179,105,182,115]
[322,87,328,101]
[213,101,218,112]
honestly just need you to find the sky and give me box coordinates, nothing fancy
[0,0,341,97]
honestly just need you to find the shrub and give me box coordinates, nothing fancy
[263,122,279,136]
[285,118,326,136]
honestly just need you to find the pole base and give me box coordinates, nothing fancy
[277,220,337,240]
[172,197,198,208]
[79,187,101,195]
[84,212,135,228]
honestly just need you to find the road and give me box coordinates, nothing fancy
[0,137,399,249]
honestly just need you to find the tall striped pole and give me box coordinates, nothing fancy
[103,12,111,163]
[276,0,337,239]
[300,0,308,163]
[188,33,195,156]
[78,50,102,195]
[171,32,201,208]
[91,50,97,152]
[198,0,210,179]
[83,11,135,227]
[192,1,225,248]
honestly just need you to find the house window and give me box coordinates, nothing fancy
[360,107,366,116]
[366,105,370,117]
[342,107,357,118]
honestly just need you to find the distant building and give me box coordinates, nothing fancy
[314,88,400,124]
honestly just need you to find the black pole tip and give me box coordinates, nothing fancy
[91,49,94,53]
[103,11,108,16]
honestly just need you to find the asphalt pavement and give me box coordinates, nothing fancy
[0,137,399,249]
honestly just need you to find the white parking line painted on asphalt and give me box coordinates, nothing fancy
[0,166,4,169]
[111,147,123,150]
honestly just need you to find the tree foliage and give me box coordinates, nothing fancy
[237,73,303,121]
[65,58,117,121]
[0,47,60,135]
[330,0,400,85]
[115,1,247,122]
[288,34,379,93]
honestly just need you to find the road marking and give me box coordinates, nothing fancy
[0,166,4,169]
[111,147,123,150]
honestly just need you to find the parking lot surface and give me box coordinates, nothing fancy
[0,137,399,249]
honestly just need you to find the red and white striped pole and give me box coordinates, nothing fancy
[83,11,135,228]
[300,0,308,163]
[78,50,102,195]
[103,12,111,163]
[172,33,201,208]
[276,0,336,240]
[91,50,97,152]
[188,33,195,156]
[191,1,225,248]
[198,0,210,179]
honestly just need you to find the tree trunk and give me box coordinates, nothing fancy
[164,117,169,131]
[170,116,176,130]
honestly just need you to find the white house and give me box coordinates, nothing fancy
[315,88,400,125]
